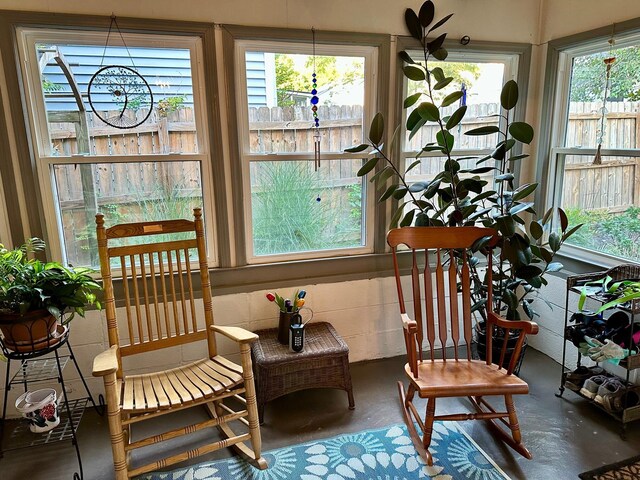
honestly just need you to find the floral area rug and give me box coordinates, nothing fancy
[139,422,510,480]
[579,455,640,480]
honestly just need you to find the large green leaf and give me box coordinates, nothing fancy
[547,262,563,272]
[500,80,519,110]
[405,159,421,173]
[403,64,426,81]
[516,265,543,280]
[496,215,516,237]
[465,125,500,136]
[432,48,448,61]
[369,113,384,145]
[431,67,445,82]
[404,92,422,108]
[400,210,415,227]
[405,8,423,40]
[357,157,379,176]
[434,77,453,90]
[393,186,409,199]
[436,130,454,152]
[409,181,428,192]
[417,102,440,121]
[427,33,447,53]
[530,221,543,240]
[509,122,534,144]
[509,154,530,162]
[428,13,454,32]
[512,182,538,201]
[344,143,369,153]
[441,91,463,107]
[389,203,408,228]
[558,207,569,231]
[409,116,428,141]
[418,1,435,26]
[495,173,514,182]
[445,105,467,130]
[379,184,398,202]
[509,202,534,215]
[398,50,416,64]
[406,108,423,131]
[549,232,561,252]
[562,223,584,241]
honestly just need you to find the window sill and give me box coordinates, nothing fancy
[551,244,632,279]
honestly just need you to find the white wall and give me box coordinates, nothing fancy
[0,0,540,43]
[540,0,640,43]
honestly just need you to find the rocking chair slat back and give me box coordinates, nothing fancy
[388,227,496,367]
[96,209,216,364]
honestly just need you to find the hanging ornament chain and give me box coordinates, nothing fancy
[99,15,137,70]
[311,28,321,172]
[594,32,617,165]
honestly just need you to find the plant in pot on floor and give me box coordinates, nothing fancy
[0,238,102,354]
[346,0,582,370]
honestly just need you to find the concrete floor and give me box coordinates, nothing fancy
[2,348,640,479]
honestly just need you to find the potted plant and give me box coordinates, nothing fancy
[346,0,582,368]
[0,238,102,352]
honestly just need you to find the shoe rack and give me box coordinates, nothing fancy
[556,264,640,439]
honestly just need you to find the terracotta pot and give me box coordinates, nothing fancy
[0,310,61,352]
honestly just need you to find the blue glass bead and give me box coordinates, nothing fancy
[311,96,319,105]
[311,89,317,95]
[316,196,321,202]
[312,73,316,77]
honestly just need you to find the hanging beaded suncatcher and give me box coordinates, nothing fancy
[311,28,321,172]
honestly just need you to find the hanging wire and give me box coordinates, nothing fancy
[99,15,137,69]
[594,26,617,165]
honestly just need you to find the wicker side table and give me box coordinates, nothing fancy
[251,321,355,423]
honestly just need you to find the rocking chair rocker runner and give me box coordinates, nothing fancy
[93,209,266,479]
[388,226,538,466]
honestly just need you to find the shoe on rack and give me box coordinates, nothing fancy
[594,378,625,406]
[612,386,640,412]
[565,365,605,391]
[579,374,610,399]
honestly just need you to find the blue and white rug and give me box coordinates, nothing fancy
[140,422,510,480]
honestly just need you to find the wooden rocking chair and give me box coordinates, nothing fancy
[388,226,538,466]
[92,208,267,479]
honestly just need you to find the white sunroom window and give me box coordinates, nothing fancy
[17,28,215,268]
[549,34,640,263]
[235,40,377,262]
[401,52,519,188]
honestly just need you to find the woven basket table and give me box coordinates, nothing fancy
[251,321,355,423]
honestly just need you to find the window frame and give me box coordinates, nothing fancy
[544,29,640,268]
[15,27,218,267]
[233,37,379,264]
[398,48,521,173]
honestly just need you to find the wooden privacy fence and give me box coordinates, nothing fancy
[563,101,640,212]
[48,101,640,211]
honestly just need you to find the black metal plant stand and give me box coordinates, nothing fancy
[0,323,104,480]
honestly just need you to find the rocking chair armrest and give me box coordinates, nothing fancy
[93,345,119,377]
[211,325,259,344]
[488,311,539,335]
[401,313,418,334]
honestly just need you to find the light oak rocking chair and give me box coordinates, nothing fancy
[388,226,538,466]
[93,208,266,479]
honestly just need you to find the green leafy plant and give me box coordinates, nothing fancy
[0,238,102,321]
[346,0,582,320]
[157,95,187,117]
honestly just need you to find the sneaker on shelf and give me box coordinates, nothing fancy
[594,378,625,406]
[565,365,604,391]
[579,374,610,399]
[612,386,640,412]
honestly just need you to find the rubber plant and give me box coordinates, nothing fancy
[346,0,582,321]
